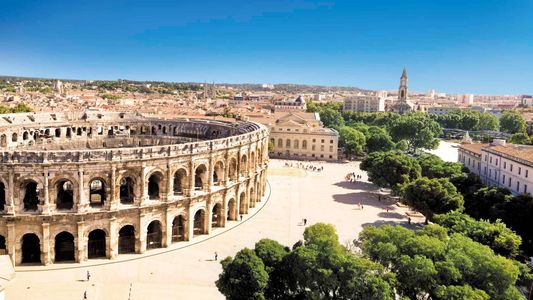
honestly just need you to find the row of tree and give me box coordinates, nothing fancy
[0,103,33,114]
[217,223,530,300]
[361,150,533,255]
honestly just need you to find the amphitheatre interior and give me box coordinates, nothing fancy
[0,111,269,265]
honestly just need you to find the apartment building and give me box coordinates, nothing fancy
[343,95,385,112]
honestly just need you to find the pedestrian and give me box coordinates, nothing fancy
[386,208,389,212]
[86,270,91,281]
[215,252,218,261]
[408,217,411,225]
[83,291,87,300]
[240,214,243,221]
[303,218,307,226]
[378,195,381,202]
[361,205,364,210]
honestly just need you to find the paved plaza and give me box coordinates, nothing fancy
[6,159,421,300]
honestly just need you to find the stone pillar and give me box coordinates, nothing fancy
[189,161,195,196]
[77,221,86,262]
[39,169,51,214]
[7,223,15,264]
[207,156,213,192]
[140,163,148,205]
[5,170,15,214]
[205,199,212,234]
[166,163,173,200]
[139,214,147,253]
[164,209,172,247]
[42,223,51,265]
[77,167,87,212]
[109,217,118,259]
[224,153,230,185]
[187,205,195,240]
[109,165,118,210]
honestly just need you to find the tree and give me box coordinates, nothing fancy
[366,131,395,153]
[338,126,366,156]
[358,224,522,300]
[389,113,442,152]
[508,132,531,145]
[434,211,522,257]
[492,193,533,254]
[216,248,269,300]
[477,112,499,131]
[463,186,512,220]
[401,177,464,221]
[417,153,464,179]
[360,151,421,191]
[318,107,344,128]
[500,110,526,134]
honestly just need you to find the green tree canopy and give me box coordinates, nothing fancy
[401,177,464,221]
[360,151,421,191]
[417,153,464,179]
[500,110,526,134]
[338,126,366,156]
[358,224,522,300]
[389,113,442,152]
[434,210,522,257]
[216,248,269,300]
[508,132,531,145]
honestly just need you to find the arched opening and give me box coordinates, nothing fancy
[212,203,222,228]
[286,139,291,148]
[66,128,72,138]
[88,229,106,259]
[45,129,51,136]
[146,220,162,249]
[213,161,224,186]
[22,131,29,140]
[89,179,105,207]
[151,126,157,135]
[229,158,238,181]
[250,153,256,170]
[239,192,247,214]
[240,155,247,177]
[173,169,187,195]
[55,128,61,138]
[227,199,237,220]
[22,181,39,211]
[21,233,41,264]
[77,127,82,136]
[294,140,299,149]
[0,135,6,147]
[171,216,185,242]
[11,133,17,143]
[277,138,282,148]
[56,180,74,210]
[194,165,207,191]
[0,182,5,211]
[302,140,307,149]
[193,210,205,236]
[148,172,163,200]
[0,235,6,255]
[118,225,136,254]
[120,177,134,204]
[400,90,405,99]
[54,231,75,262]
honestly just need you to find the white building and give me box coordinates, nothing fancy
[343,95,385,112]
[427,106,461,115]
[274,95,306,112]
[458,140,533,195]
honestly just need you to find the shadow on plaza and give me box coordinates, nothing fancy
[333,181,378,191]
[332,191,398,209]
[360,219,424,230]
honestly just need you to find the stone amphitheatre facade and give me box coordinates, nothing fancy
[0,111,269,265]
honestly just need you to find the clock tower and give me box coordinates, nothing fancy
[398,67,408,101]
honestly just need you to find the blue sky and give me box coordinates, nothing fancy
[0,0,532,94]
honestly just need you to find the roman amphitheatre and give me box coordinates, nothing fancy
[0,111,268,265]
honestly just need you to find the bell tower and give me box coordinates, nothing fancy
[398,67,408,101]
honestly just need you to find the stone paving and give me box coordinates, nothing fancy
[6,159,422,300]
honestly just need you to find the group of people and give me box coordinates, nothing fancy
[345,172,362,182]
[284,162,324,172]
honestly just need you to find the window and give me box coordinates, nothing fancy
[510,164,513,172]
[490,157,492,164]
[312,139,316,143]
[489,169,491,177]
[517,181,520,191]
[320,145,324,151]
[330,140,333,144]
[302,140,307,149]
[495,159,498,166]
[277,139,283,148]
[525,184,528,194]
[294,140,299,149]
[312,145,315,151]
[329,146,333,152]
[321,139,324,143]
[329,155,332,158]
[320,154,324,158]
[502,175,506,183]
[504,162,506,169]
[286,139,291,148]
[526,170,529,178]
[287,129,291,132]
[519,167,521,175]
[508,177,512,187]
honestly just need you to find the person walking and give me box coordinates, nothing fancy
[83,291,87,300]
[303,218,307,226]
[215,252,218,261]
[86,271,91,281]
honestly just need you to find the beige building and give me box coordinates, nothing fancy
[267,112,339,160]
[458,140,533,195]
[273,95,306,112]
[343,95,385,112]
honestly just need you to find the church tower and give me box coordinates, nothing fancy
[398,67,408,101]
